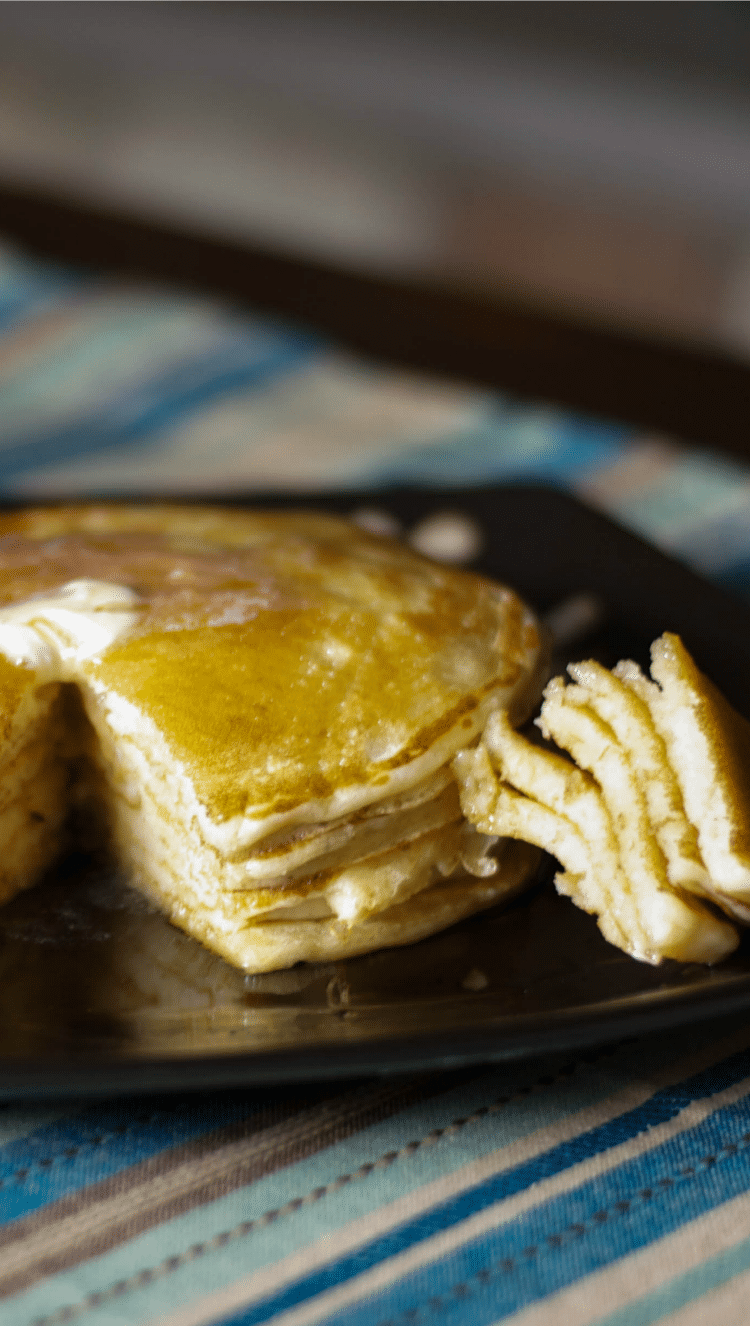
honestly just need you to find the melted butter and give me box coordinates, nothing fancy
[0,580,142,667]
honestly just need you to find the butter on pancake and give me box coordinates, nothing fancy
[454,633,749,966]
[0,504,544,971]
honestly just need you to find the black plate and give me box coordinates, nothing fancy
[2,484,750,1098]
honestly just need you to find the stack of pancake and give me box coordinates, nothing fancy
[0,504,545,971]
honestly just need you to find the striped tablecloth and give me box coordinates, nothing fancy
[2,239,750,1326]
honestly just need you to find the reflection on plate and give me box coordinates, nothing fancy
[2,485,750,1096]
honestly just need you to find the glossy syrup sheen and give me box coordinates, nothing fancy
[0,506,541,823]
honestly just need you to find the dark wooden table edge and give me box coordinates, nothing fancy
[1,182,749,460]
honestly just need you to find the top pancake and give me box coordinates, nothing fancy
[0,505,543,844]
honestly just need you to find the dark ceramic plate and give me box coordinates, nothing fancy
[2,484,750,1098]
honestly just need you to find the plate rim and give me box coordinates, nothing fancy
[2,483,750,1097]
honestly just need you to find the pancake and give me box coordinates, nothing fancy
[617,635,750,920]
[0,504,545,970]
[454,635,746,966]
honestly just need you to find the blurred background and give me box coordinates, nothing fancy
[0,0,749,355]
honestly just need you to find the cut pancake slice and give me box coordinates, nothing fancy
[454,710,736,965]
[536,679,737,963]
[617,636,750,921]
[459,715,627,933]
[566,659,708,898]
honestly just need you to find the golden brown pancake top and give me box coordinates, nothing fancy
[0,505,541,824]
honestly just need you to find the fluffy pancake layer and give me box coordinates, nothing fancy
[0,505,545,969]
[454,633,747,966]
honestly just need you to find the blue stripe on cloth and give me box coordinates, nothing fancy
[0,304,296,410]
[348,401,630,489]
[0,292,60,334]
[0,249,90,292]
[213,1047,750,1326]
[0,300,207,405]
[0,1091,257,1225]
[0,254,86,333]
[323,1090,750,1326]
[0,284,82,334]
[0,327,318,482]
